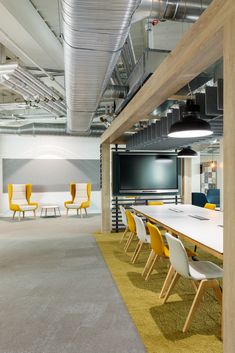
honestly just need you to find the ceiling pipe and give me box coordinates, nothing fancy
[61,0,141,133]
[0,63,66,117]
[0,123,105,136]
[103,85,129,99]
[132,0,213,23]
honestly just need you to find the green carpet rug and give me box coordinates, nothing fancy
[94,232,222,353]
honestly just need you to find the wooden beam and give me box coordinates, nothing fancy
[101,143,111,233]
[183,159,192,204]
[101,0,234,144]
[168,95,194,101]
[223,10,235,352]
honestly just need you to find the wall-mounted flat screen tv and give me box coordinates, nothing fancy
[112,152,180,195]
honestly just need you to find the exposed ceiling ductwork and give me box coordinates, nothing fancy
[0,63,66,117]
[132,0,212,23]
[61,0,212,134]
[0,122,106,136]
[61,0,141,133]
[103,85,129,99]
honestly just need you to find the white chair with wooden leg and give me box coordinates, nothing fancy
[163,233,223,332]
[119,206,129,243]
[131,215,150,263]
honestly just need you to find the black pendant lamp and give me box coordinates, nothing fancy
[168,99,213,138]
[177,146,198,158]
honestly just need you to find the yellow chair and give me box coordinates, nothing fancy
[142,222,170,281]
[64,183,91,217]
[147,201,164,206]
[124,210,136,253]
[204,203,216,210]
[8,184,38,221]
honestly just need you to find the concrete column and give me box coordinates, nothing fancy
[101,143,111,233]
[223,11,235,352]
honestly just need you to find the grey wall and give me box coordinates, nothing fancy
[3,159,100,192]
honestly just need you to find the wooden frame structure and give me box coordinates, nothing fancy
[100,0,235,349]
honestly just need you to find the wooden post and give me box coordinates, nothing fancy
[223,11,235,352]
[183,159,192,204]
[101,143,111,233]
[217,138,224,210]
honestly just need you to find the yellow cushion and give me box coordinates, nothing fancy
[204,203,216,210]
[147,201,164,206]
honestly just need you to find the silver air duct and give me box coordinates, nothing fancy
[103,85,129,99]
[133,0,212,23]
[61,0,211,133]
[61,0,141,133]
[0,123,105,136]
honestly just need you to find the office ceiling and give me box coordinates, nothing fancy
[0,0,221,146]
[30,0,61,41]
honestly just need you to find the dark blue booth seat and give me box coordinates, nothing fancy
[192,192,208,208]
[207,189,220,208]
[192,190,220,208]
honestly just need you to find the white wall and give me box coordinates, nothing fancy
[0,134,101,216]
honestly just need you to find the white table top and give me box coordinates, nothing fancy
[132,204,223,258]
[41,205,60,209]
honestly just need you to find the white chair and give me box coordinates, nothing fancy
[163,233,223,332]
[119,206,129,243]
[131,215,150,263]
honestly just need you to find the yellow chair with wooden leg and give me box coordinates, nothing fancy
[64,183,91,217]
[142,222,170,281]
[204,202,216,210]
[8,184,38,221]
[124,210,136,253]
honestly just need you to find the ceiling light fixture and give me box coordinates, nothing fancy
[155,155,173,163]
[168,99,213,138]
[177,146,198,158]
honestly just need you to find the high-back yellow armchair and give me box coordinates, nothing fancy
[8,184,38,220]
[64,183,91,217]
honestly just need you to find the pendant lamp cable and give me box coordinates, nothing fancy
[188,82,193,100]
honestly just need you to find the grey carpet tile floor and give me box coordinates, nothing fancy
[0,215,146,353]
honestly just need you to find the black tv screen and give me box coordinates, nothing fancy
[112,152,180,195]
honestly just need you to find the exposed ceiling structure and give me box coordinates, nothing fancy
[0,0,222,150]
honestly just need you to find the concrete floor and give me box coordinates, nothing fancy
[0,214,146,353]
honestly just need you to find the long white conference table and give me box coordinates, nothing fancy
[132,204,223,260]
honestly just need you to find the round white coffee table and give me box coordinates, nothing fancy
[40,205,61,217]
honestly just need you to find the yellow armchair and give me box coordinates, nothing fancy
[8,184,38,220]
[64,183,91,217]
